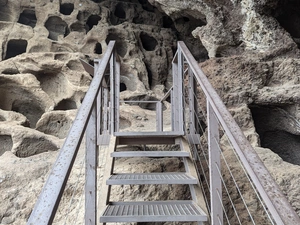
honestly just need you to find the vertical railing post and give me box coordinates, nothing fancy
[103,88,109,134]
[208,101,223,225]
[156,101,163,131]
[188,67,197,134]
[110,53,115,134]
[115,56,120,132]
[97,87,102,145]
[172,53,178,132]
[177,47,184,133]
[85,100,97,225]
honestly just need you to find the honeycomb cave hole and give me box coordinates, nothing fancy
[274,1,300,48]
[115,3,126,19]
[15,137,59,158]
[163,16,174,28]
[70,21,86,32]
[173,15,208,61]
[45,16,69,41]
[106,33,127,57]
[94,42,102,54]
[60,3,74,15]
[54,99,77,110]
[120,82,127,92]
[18,9,37,28]
[138,0,155,12]
[0,135,13,156]
[110,2,127,25]
[250,105,300,165]
[140,32,158,51]
[5,39,28,60]
[11,100,44,128]
[86,15,101,31]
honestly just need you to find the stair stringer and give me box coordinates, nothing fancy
[176,137,209,223]
[97,136,116,223]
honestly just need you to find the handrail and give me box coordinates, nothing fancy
[27,41,116,225]
[177,41,300,225]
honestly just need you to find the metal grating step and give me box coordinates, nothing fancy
[100,201,207,223]
[111,151,189,158]
[107,172,197,185]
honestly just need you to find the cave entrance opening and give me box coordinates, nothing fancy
[250,104,300,166]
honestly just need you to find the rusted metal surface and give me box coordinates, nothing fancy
[178,41,300,225]
[26,41,116,225]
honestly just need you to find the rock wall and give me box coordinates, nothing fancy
[1,0,300,224]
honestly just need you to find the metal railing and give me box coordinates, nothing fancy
[174,41,300,225]
[27,41,118,225]
[27,40,300,225]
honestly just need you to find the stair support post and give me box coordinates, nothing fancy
[156,101,163,132]
[208,101,223,225]
[85,100,97,225]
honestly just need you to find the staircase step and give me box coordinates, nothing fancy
[107,173,197,185]
[100,201,207,223]
[111,151,189,158]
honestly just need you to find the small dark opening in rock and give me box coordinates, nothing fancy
[250,105,300,165]
[0,135,13,156]
[183,17,190,22]
[90,0,102,2]
[54,99,77,110]
[94,42,102,54]
[106,33,127,57]
[45,16,69,41]
[140,32,158,51]
[2,68,19,75]
[5,39,27,60]
[145,64,153,88]
[18,9,37,28]
[274,1,300,38]
[163,16,174,28]
[70,22,86,32]
[114,3,126,19]
[60,3,74,15]
[120,82,127,92]
[138,0,155,12]
[88,59,95,66]
[77,10,89,21]
[12,99,44,128]
[86,15,101,31]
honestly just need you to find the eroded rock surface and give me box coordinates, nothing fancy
[1,0,300,224]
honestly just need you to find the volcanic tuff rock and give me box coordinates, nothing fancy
[1,0,300,224]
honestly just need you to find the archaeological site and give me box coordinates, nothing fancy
[1,0,300,224]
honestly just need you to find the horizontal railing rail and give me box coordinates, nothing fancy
[27,41,116,225]
[176,41,300,225]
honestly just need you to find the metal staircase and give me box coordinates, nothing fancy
[27,41,300,225]
[99,138,207,224]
